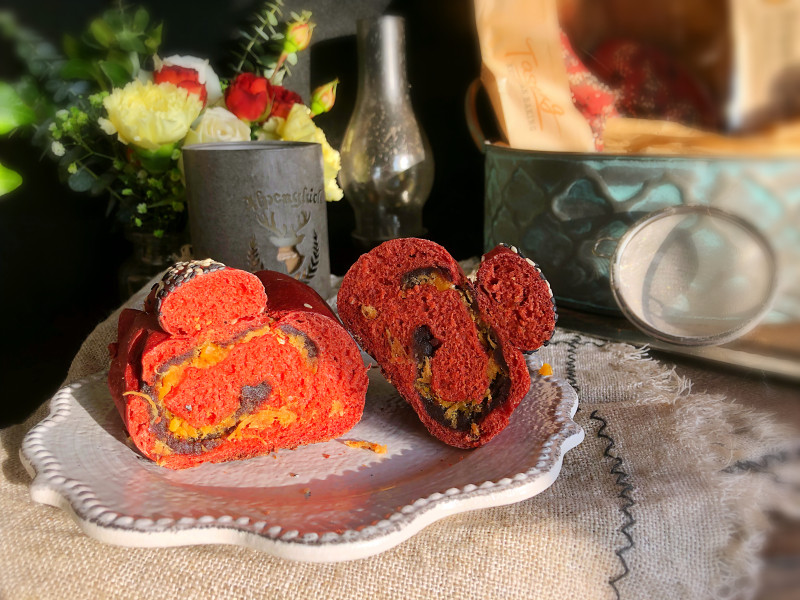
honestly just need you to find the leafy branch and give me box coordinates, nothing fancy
[0,11,79,123]
[0,82,36,195]
[0,1,328,231]
[48,93,186,236]
[230,1,308,84]
[60,4,162,91]
[231,1,283,73]
[0,5,180,232]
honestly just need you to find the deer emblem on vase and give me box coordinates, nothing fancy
[254,209,311,275]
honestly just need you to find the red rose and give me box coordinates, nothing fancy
[269,85,303,119]
[225,73,273,123]
[154,65,207,106]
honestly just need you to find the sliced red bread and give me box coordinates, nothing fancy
[337,239,556,449]
[474,244,557,352]
[108,259,368,469]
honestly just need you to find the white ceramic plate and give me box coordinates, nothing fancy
[20,362,583,562]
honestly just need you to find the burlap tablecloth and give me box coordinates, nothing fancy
[1,279,798,600]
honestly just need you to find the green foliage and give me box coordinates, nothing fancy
[0,82,37,197]
[0,10,81,199]
[0,2,323,229]
[231,0,301,83]
[60,4,162,92]
[0,5,179,230]
[0,83,35,134]
[0,11,75,123]
[0,162,23,195]
[47,97,187,233]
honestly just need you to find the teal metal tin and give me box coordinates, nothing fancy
[467,81,800,322]
[483,147,799,316]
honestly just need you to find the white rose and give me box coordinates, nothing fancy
[153,54,223,106]
[184,107,251,145]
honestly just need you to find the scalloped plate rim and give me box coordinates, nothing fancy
[20,371,584,563]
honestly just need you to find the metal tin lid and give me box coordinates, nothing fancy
[609,205,778,346]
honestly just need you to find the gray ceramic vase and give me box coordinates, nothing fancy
[183,141,331,298]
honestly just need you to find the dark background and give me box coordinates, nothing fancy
[0,0,486,426]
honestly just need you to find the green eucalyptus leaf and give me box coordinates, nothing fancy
[28,60,45,77]
[0,162,23,196]
[69,80,90,96]
[90,171,116,196]
[53,85,70,103]
[43,78,61,94]
[90,18,115,48]
[58,146,83,169]
[34,41,60,60]
[17,44,33,61]
[254,27,271,42]
[68,168,93,192]
[132,6,149,32]
[100,60,131,88]
[0,83,36,135]
[60,57,95,80]
[17,29,38,44]
[286,52,297,66]
[53,81,88,104]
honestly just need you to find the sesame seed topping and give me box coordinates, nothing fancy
[154,259,227,314]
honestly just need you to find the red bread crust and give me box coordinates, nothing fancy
[253,270,336,320]
[108,263,368,469]
[475,244,557,351]
[144,260,267,336]
[337,238,535,449]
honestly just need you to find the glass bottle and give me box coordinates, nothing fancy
[340,15,434,246]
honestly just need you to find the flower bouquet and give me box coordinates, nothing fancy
[0,1,341,239]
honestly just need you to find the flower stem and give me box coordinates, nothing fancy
[77,160,124,202]
[269,52,288,84]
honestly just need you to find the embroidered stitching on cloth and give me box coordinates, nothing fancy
[591,410,637,600]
